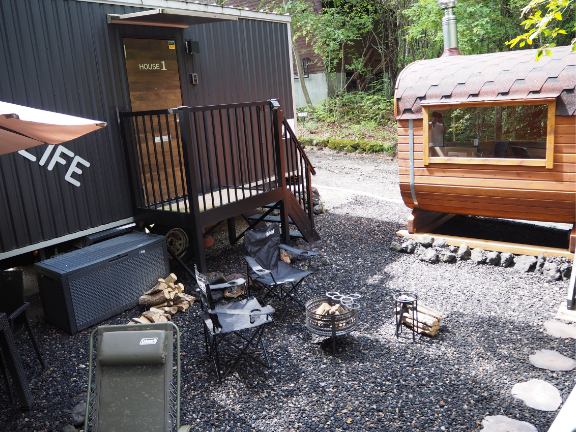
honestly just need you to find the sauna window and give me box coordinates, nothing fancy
[423,101,554,168]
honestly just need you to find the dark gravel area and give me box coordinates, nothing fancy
[1,151,574,432]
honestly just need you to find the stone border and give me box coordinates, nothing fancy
[390,235,572,281]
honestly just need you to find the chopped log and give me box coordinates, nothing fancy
[176,283,185,293]
[417,304,442,323]
[175,301,190,312]
[165,273,177,285]
[157,315,169,323]
[158,278,165,284]
[143,282,167,296]
[167,306,178,315]
[166,300,173,306]
[315,303,331,315]
[142,311,157,322]
[149,307,164,314]
[180,293,196,303]
[162,313,172,321]
[402,312,438,328]
[155,302,168,308]
[167,282,176,291]
[133,317,152,324]
[328,304,340,315]
[139,290,170,307]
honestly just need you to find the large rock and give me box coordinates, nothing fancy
[542,262,562,281]
[415,245,427,255]
[390,241,402,252]
[448,245,458,253]
[511,379,562,411]
[560,262,572,280]
[480,415,537,432]
[313,204,324,215]
[529,349,576,371]
[418,235,434,248]
[544,320,576,339]
[513,255,537,272]
[500,252,514,268]
[471,248,486,264]
[72,401,86,427]
[457,244,471,260]
[439,252,457,263]
[535,254,546,274]
[419,248,438,264]
[485,251,501,266]
[401,239,417,254]
[433,238,448,249]
[60,426,77,432]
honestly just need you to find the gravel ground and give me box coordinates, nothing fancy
[1,148,574,432]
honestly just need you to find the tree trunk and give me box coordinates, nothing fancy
[293,41,313,110]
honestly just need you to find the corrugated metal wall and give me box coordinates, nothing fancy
[184,19,293,118]
[0,0,293,256]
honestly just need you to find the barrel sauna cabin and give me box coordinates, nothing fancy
[394,46,576,253]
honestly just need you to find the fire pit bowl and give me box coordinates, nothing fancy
[305,296,359,353]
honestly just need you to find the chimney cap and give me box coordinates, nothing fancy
[437,0,458,8]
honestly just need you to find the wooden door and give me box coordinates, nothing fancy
[124,38,186,209]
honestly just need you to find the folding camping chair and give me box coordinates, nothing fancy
[0,270,45,369]
[194,265,274,382]
[83,322,190,432]
[244,223,318,319]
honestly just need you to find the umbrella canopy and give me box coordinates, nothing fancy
[0,101,106,156]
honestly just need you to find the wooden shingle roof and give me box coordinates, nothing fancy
[395,46,576,119]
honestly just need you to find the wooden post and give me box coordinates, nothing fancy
[407,208,455,234]
[227,217,236,245]
[179,107,207,272]
[271,100,289,245]
[570,224,575,254]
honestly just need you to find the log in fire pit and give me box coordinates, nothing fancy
[305,293,360,354]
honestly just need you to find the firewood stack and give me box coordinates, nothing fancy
[402,304,442,336]
[128,273,195,324]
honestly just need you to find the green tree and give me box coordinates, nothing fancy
[507,0,575,59]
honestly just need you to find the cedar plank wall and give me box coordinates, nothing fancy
[397,116,576,224]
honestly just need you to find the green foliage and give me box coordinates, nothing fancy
[507,0,575,58]
[404,0,541,57]
[300,137,396,156]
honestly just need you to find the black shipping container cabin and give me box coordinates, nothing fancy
[0,0,318,270]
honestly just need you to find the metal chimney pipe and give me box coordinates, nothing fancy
[437,0,461,56]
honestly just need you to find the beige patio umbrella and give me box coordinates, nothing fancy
[0,101,107,156]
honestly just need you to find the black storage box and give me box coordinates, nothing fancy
[35,232,169,334]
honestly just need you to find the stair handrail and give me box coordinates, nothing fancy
[280,118,316,175]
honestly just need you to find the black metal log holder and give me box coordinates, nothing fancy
[394,292,418,343]
[305,292,361,355]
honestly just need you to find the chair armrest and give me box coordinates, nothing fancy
[245,256,271,276]
[178,426,192,432]
[279,244,319,257]
[8,303,29,323]
[209,278,246,290]
[212,305,275,316]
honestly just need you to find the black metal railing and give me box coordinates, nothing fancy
[120,109,188,212]
[281,118,316,223]
[121,100,315,225]
[183,101,279,212]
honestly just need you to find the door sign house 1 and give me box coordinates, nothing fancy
[18,145,90,187]
[139,61,168,70]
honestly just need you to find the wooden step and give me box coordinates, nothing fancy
[247,214,294,224]
[279,228,304,239]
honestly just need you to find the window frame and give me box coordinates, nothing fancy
[422,98,556,169]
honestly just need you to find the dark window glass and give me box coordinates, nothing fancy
[428,104,547,159]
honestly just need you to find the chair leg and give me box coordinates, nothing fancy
[211,336,222,382]
[0,352,14,403]
[24,316,45,369]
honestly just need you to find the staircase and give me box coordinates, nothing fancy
[240,106,320,244]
